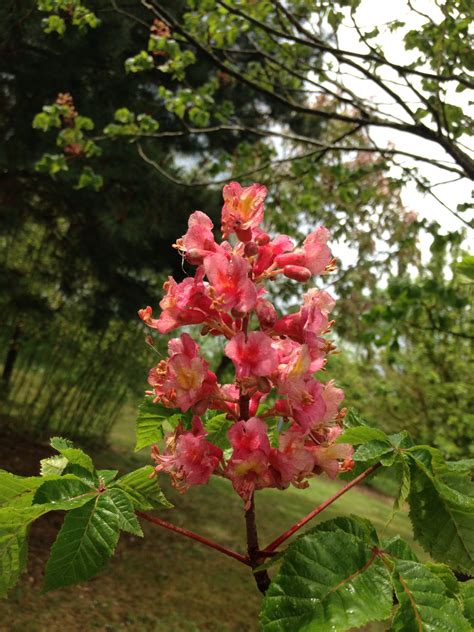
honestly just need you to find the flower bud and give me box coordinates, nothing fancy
[275,399,291,417]
[244,241,259,257]
[255,298,277,328]
[255,231,270,246]
[235,227,253,243]
[283,265,312,282]
[275,252,305,267]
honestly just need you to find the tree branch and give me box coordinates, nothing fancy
[263,463,382,553]
[136,510,250,565]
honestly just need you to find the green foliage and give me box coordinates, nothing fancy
[261,516,471,631]
[390,559,471,631]
[37,0,100,35]
[0,439,171,598]
[135,397,174,451]
[340,415,474,574]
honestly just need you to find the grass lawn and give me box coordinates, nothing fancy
[0,405,423,632]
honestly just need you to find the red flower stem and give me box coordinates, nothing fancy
[136,510,250,566]
[263,463,382,553]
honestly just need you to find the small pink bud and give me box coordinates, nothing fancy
[275,252,305,267]
[255,298,277,328]
[255,231,270,246]
[244,241,259,257]
[275,399,291,416]
[236,227,253,242]
[283,265,312,282]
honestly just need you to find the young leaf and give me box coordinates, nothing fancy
[113,466,173,509]
[40,455,68,476]
[49,437,95,474]
[43,494,120,592]
[382,536,419,562]
[391,559,471,631]
[107,488,143,536]
[261,523,393,631]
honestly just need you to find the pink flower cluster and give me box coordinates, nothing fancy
[139,182,353,507]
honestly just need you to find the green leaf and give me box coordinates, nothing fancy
[308,515,379,546]
[407,448,474,575]
[107,488,143,536]
[261,521,393,631]
[135,398,168,451]
[43,494,120,592]
[203,412,232,449]
[97,470,119,485]
[114,466,172,510]
[338,425,391,446]
[460,580,474,626]
[34,476,96,510]
[353,440,395,464]
[391,559,471,631]
[0,471,45,508]
[456,255,474,280]
[0,528,24,598]
[50,437,95,474]
[394,457,411,511]
[40,455,68,477]
[382,535,418,561]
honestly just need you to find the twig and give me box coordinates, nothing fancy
[263,463,382,553]
[136,510,250,565]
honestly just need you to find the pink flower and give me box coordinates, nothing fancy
[270,429,314,487]
[221,181,267,240]
[290,379,327,432]
[321,380,344,422]
[174,211,222,265]
[311,443,354,479]
[224,417,275,505]
[148,333,218,412]
[273,289,335,349]
[152,417,223,491]
[225,331,279,379]
[276,226,332,276]
[204,253,257,314]
[139,269,213,334]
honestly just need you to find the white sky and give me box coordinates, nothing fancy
[334,0,473,251]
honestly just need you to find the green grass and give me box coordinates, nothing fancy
[0,407,424,631]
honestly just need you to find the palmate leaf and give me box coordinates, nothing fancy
[49,437,95,474]
[261,519,393,632]
[203,412,232,450]
[43,494,120,592]
[407,448,474,575]
[391,559,471,631]
[113,466,173,509]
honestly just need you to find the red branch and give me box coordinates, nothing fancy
[263,463,382,553]
[136,510,250,565]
